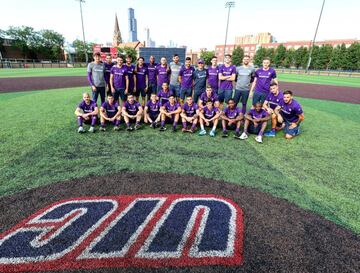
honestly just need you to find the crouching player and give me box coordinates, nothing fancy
[221,98,243,138]
[99,94,121,131]
[181,96,199,133]
[144,93,162,128]
[75,92,98,133]
[263,82,284,137]
[198,86,220,109]
[198,100,221,137]
[122,94,143,131]
[274,90,304,139]
[240,102,270,143]
[159,95,181,132]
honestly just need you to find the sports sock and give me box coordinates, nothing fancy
[77,117,83,126]
[91,116,97,126]
[161,120,165,127]
[200,124,205,130]
[182,122,187,128]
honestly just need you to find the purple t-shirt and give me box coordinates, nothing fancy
[219,64,236,90]
[124,101,141,115]
[207,66,219,90]
[224,107,241,119]
[156,65,171,86]
[199,91,219,105]
[101,101,119,118]
[179,66,195,89]
[147,62,157,84]
[125,64,136,91]
[279,99,303,123]
[182,103,198,117]
[78,100,97,113]
[248,108,269,120]
[203,106,220,119]
[266,91,284,110]
[104,62,114,84]
[110,65,128,89]
[164,101,180,112]
[254,67,277,94]
[136,66,148,89]
[157,89,173,105]
[146,100,161,116]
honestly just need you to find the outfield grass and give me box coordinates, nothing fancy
[1,87,359,234]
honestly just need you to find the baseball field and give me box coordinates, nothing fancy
[0,68,359,273]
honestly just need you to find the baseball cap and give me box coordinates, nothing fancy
[198,59,204,64]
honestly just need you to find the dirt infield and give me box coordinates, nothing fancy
[0,172,359,273]
[0,76,359,103]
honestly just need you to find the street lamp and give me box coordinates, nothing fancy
[223,1,235,62]
[306,0,326,72]
[76,0,88,64]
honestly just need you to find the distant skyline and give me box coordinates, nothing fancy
[0,0,359,50]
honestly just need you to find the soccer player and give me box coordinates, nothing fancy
[147,56,158,98]
[110,55,129,103]
[193,59,208,104]
[125,55,136,95]
[218,54,236,104]
[274,90,304,139]
[74,92,98,133]
[169,54,183,100]
[234,55,255,114]
[144,93,162,128]
[157,82,173,106]
[135,57,148,106]
[221,98,243,138]
[240,102,270,143]
[104,54,115,95]
[178,57,195,103]
[159,95,182,132]
[263,82,284,137]
[87,52,106,104]
[198,86,220,109]
[198,99,221,137]
[250,57,278,105]
[207,56,219,94]
[122,94,143,131]
[99,94,121,131]
[156,57,171,92]
[180,96,199,133]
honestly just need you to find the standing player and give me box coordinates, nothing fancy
[234,55,255,114]
[169,54,183,100]
[218,54,236,104]
[144,93,162,128]
[240,102,270,143]
[87,52,106,104]
[193,59,208,104]
[198,100,221,137]
[99,94,121,131]
[250,57,278,105]
[198,86,220,109]
[122,94,143,131]
[207,56,219,95]
[104,54,115,95]
[147,56,158,98]
[135,57,148,106]
[178,57,195,103]
[157,82,173,105]
[110,55,129,103]
[180,96,199,133]
[125,55,136,96]
[156,57,171,92]
[221,99,243,138]
[274,90,304,139]
[263,82,284,137]
[159,95,182,132]
[74,92,98,133]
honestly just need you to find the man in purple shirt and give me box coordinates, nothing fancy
[180,96,199,133]
[218,54,236,104]
[74,92,99,133]
[157,82,173,106]
[159,95,182,132]
[207,56,219,94]
[178,57,195,103]
[198,86,220,109]
[122,94,143,131]
[125,55,136,95]
[110,56,129,103]
[135,57,148,107]
[274,90,304,139]
[147,56,157,98]
[156,57,171,91]
[250,57,278,105]
[221,98,243,138]
[99,94,121,131]
[263,82,284,137]
[144,93,162,128]
[198,100,221,137]
[104,54,115,95]
[240,102,270,143]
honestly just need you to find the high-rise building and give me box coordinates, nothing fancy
[128,8,138,42]
[144,28,156,47]
[113,13,123,47]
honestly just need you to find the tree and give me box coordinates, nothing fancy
[294,47,308,69]
[38,29,65,60]
[73,39,94,62]
[200,50,215,66]
[0,29,5,56]
[117,46,137,63]
[273,44,287,67]
[254,47,267,66]
[314,45,333,70]
[344,42,360,70]
[265,48,275,62]
[5,26,38,58]
[307,45,320,69]
[328,44,346,70]
[283,48,295,68]
[232,46,244,66]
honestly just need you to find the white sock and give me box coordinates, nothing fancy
[200,124,205,130]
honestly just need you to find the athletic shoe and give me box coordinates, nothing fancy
[172,127,177,132]
[126,126,133,131]
[239,132,248,140]
[255,135,263,143]
[154,122,159,128]
[234,132,241,139]
[149,123,154,129]
[99,127,106,132]
[209,130,215,137]
[78,126,85,133]
[222,130,229,138]
[88,126,95,133]
[182,128,187,133]
[189,127,196,133]
[199,129,207,136]
[264,130,276,137]
[159,126,167,131]
[113,126,120,131]
[134,124,141,130]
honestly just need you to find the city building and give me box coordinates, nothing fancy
[113,13,123,47]
[128,8,138,42]
[234,32,274,45]
[139,47,186,64]
[144,28,156,47]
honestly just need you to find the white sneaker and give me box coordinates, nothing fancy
[239,132,248,140]
[88,126,95,133]
[255,135,263,143]
[78,126,85,133]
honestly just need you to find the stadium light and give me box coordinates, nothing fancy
[223,1,235,61]
[75,0,89,64]
[306,0,326,72]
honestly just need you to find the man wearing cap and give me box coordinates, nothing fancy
[193,59,208,104]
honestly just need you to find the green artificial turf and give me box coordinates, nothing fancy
[0,87,360,234]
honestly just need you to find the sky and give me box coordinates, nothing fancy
[0,0,359,50]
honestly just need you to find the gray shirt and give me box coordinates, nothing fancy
[193,69,208,91]
[235,65,255,91]
[87,62,106,87]
[169,61,183,86]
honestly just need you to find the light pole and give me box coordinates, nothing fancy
[306,0,326,72]
[76,0,88,64]
[223,1,235,62]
